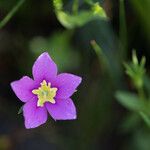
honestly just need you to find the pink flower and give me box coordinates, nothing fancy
[11,52,82,129]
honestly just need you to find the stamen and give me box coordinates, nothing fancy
[32,80,57,107]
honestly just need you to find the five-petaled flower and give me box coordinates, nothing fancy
[11,52,82,129]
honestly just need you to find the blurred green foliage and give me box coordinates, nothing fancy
[30,31,80,71]
[116,91,146,112]
[0,0,150,150]
[116,51,150,127]
[130,0,150,40]
[53,0,107,29]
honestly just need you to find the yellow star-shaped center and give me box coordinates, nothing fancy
[32,80,57,107]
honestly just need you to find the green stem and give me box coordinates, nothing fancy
[72,0,79,15]
[90,40,110,73]
[138,86,145,101]
[119,0,128,58]
[0,0,25,29]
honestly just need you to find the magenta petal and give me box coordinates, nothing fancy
[11,76,35,102]
[46,98,76,120]
[32,52,57,82]
[53,73,82,99]
[23,99,47,129]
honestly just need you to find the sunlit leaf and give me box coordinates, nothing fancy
[53,0,107,29]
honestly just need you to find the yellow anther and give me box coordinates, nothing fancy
[32,80,57,107]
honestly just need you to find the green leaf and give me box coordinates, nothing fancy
[116,91,150,127]
[132,50,138,65]
[140,112,150,127]
[53,0,63,10]
[56,10,106,29]
[56,11,88,29]
[140,56,146,68]
[18,105,23,114]
[53,0,107,29]
[92,2,107,17]
[90,40,109,72]
[116,91,146,111]
[124,50,146,89]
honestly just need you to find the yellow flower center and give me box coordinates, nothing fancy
[32,80,57,107]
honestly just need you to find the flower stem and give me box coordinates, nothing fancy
[72,0,79,15]
[119,0,128,58]
[0,0,25,29]
[137,86,145,101]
